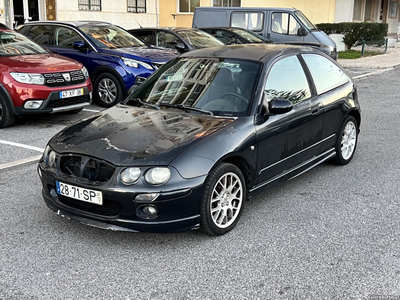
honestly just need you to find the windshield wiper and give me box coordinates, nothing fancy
[132,98,160,110]
[160,103,213,116]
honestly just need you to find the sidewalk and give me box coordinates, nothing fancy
[337,47,400,69]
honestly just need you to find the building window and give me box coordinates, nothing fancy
[353,0,375,21]
[128,0,146,13]
[79,0,101,11]
[179,0,199,13]
[213,0,240,6]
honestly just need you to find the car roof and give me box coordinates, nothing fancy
[195,7,298,12]
[19,20,114,28]
[179,43,318,62]
[129,27,201,32]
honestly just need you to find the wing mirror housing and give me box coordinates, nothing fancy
[268,98,293,115]
[175,43,187,53]
[73,41,89,53]
[297,27,308,36]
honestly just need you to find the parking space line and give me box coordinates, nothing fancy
[353,68,393,79]
[0,140,44,152]
[0,155,42,171]
[83,108,101,113]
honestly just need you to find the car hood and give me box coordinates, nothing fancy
[2,54,83,73]
[100,47,178,63]
[49,104,235,166]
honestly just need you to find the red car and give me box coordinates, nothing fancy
[0,26,92,128]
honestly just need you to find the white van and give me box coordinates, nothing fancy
[192,7,337,56]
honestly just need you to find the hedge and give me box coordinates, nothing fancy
[316,22,388,50]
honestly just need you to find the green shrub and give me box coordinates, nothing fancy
[316,22,388,50]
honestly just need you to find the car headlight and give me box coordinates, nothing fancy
[10,72,45,85]
[42,145,58,169]
[120,167,141,185]
[122,57,153,70]
[81,66,89,79]
[144,167,171,185]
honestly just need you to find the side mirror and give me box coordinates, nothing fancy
[175,42,187,53]
[73,41,85,49]
[297,27,308,36]
[268,98,293,115]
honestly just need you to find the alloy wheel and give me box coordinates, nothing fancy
[210,172,243,228]
[98,78,117,105]
[341,120,357,160]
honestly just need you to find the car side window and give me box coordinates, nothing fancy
[231,12,264,31]
[23,25,51,44]
[54,26,82,48]
[132,31,152,44]
[302,54,350,94]
[265,56,311,105]
[155,31,179,49]
[271,13,301,35]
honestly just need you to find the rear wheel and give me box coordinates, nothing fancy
[93,73,124,108]
[200,163,246,236]
[332,116,358,165]
[0,97,16,128]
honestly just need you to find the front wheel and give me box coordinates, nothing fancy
[200,163,246,236]
[332,116,358,165]
[93,73,124,108]
[0,97,16,128]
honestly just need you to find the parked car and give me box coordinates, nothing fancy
[0,27,92,128]
[128,27,224,53]
[17,21,178,107]
[38,44,360,235]
[201,27,337,60]
[192,6,337,57]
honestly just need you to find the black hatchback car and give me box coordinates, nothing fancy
[128,27,224,53]
[38,44,360,235]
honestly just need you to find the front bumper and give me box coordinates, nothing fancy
[38,166,205,233]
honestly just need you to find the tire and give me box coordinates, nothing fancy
[93,72,124,108]
[200,162,246,236]
[0,97,16,128]
[332,116,358,165]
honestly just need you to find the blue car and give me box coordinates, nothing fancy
[17,21,178,107]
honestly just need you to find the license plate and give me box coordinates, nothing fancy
[59,88,83,99]
[56,181,103,205]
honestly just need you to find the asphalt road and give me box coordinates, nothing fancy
[1,69,400,300]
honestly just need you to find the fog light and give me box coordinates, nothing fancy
[24,100,43,109]
[136,205,158,219]
[143,206,157,215]
[134,193,159,203]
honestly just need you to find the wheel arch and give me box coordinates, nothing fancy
[217,155,254,194]
[91,66,128,97]
[0,84,17,115]
[347,109,361,131]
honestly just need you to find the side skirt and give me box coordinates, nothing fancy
[249,148,336,195]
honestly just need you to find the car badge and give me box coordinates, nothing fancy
[62,73,71,82]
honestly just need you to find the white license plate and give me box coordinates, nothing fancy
[56,181,103,205]
[59,88,84,99]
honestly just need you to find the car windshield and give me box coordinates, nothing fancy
[175,30,224,49]
[80,25,146,48]
[230,28,272,43]
[294,11,316,30]
[0,31,47,56]
[126,57,261,117]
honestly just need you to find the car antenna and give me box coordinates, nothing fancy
[133,17,142,28]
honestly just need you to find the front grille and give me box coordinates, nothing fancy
[58,195,122,216]
[44,70,86,87]
[46,94,90,109]
[59,155,115,182]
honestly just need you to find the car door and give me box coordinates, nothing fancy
[255,55,324,184]
[268,11,304,42]
[48,25,90,67]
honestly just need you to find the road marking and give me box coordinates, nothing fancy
[83,108,101,113]
[0,140,44,152]
[353,68,393,79]
[0,155,42,171]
